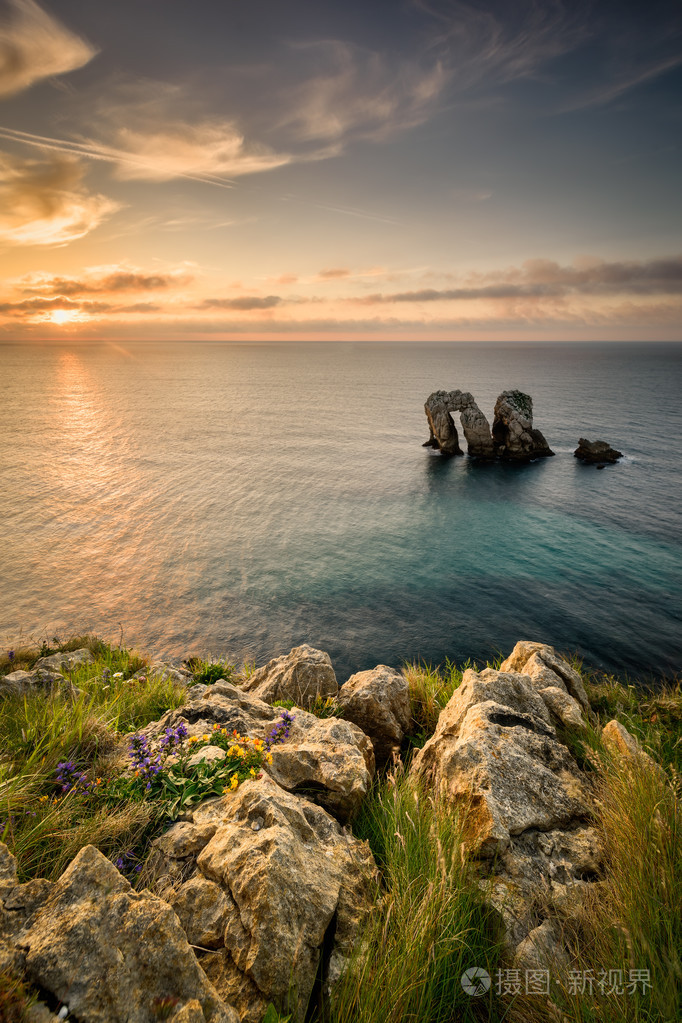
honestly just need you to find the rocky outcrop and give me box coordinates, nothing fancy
[150,777,377,1023]
[337,664,411,763]
[424,388,553,460]
[500,640,591,716]
[0,667,77,700]
[1,843,237,1023]
[239,644,338,708]
[148,678,374,822]
[33,647,94,673]
[492,390,554,461]
[574,438,623,464]
[423,390,495,457]
[410,653,601,963]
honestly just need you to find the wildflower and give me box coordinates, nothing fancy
[230,775,239,790]
[7,650,14,662]
[113,672,123,679]
[38,795,48,803]
[188,736,199,745]
[265,710,295,749]
[202,734,210,741]
[249,768,256,777]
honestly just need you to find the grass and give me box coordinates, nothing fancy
[0,635,188,882]
[322,763,504,1023]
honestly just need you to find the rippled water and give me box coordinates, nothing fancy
[1,341,680,681]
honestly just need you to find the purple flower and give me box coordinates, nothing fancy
[265,710,295,749]
[7,650,14,662]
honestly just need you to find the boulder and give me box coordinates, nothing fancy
[410,657,601,966]
[411,668,588,857]
[15,845,237,1023]
[147,679,374,822]
[491,390,554,461]
[337,665,415,763]
[423,390,495,458]
[500,640,591,713]
[574,438,623,464]
[33,648,94,672]
[239,645,338,708]
[0,668,72,700]
[601,719,665,778]
[152,777,377,1023]
[146,661,194,685]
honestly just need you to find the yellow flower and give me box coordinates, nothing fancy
[38,795,48,803]
[202,734,210,741]
[266,753,273,764]
[230,775,239,790]
[213,723,220,731]
[249,768,256,777]
[188,736,199,745]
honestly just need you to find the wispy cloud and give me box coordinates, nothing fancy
[354,256,682,302]
[0,0,96,98]
[21,268,193,296]
[197,295,282,311]
[279,40,448,146]
[0,151,118,246]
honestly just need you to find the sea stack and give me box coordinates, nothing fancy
[574,438,623,464]
[491,390,554,461]
[424,387,553,461]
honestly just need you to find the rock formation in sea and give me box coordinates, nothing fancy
[423,389,495,457]
[491,389,555,461]
[574,437,623,464]
[424,387,553,460]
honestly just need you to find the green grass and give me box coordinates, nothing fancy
[0,635,188,882]
[323,763,504,1023]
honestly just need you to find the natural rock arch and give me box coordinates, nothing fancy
[424,388,554,462]
[423,389,495,458]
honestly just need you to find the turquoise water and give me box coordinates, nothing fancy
[1,341,680,680]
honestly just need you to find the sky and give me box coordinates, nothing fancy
[0,0,680,341]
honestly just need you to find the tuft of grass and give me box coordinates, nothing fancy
[402,657,472,745]
[0,965,37,1022]
[324,763,503,1023]
[185,657,237,687]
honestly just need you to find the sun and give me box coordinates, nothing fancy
[50,309,81,325]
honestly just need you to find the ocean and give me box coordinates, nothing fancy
[1,340,680,682]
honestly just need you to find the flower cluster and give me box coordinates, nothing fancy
[159,722,188,750]
[56,761,98,795]
[127,734,163,790]
[115,848,143,876]
[265,709,295,748]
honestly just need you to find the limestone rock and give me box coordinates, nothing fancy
[146,661,193,685]
[33,647,94,672]
[239,644,338,707]
[423,390,494,457]
[18,845,236,1023]
[169,874,232,950]
[574,438,623,464]
[337,664,411,763]
[268,714,374,821]
[0,668,72,700]
[492,390,554,461]
[151,777,377,1023]
[412,668,588,857]
[500,641,590,713]
[148,679,373,822]
[186,745,227,769]
[539,686,587,731]
[601,719,664,777]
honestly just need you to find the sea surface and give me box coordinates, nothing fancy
[1,341,681,682]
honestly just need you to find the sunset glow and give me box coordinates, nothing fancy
[0,0,680,342]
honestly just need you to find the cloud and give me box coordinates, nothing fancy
[0,296,111,315]
[0,151,118,245]
[0,0,97,98]
[23,269,193,296]
[317,267,351,280]
[279,41,448,146]
[354,256,682,303]
[197,295,282,311]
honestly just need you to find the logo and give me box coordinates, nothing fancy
[461,967,491,997]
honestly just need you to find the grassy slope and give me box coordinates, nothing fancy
[1,639,680,1023]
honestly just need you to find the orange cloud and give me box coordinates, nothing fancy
[0,151,118,246]
[0,0,97,98]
